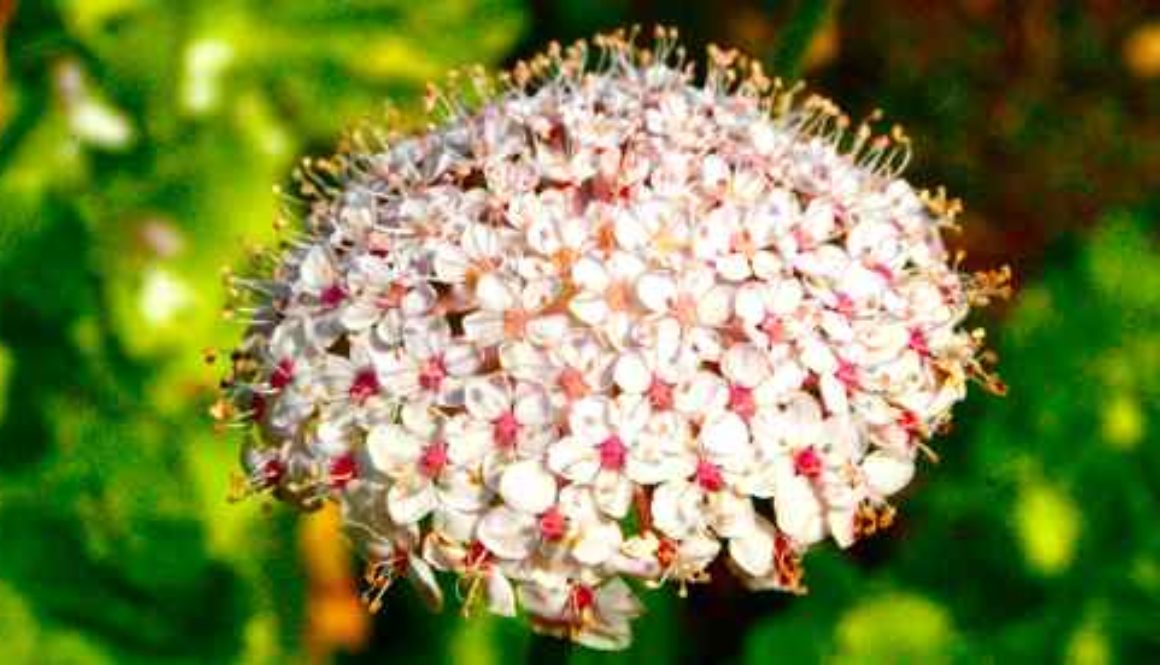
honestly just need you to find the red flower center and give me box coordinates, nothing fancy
[349,369,380,403]
[259,457,285,486]
[329,454,358,488]
[466,540,490,568]
[727,384,757,421]
[419,440,449,478]
[835,292,856,316]
[569,584,595,613]
[597,435,628,470]
[538,507,567,542]
[695,459,724,492]
[647,376,674,411]
[419,356,447,392]
[320,283,347,309]
[557,367,589,401]
[793,446,823,478]
[760,315,784,344]
[656,538,678,568]
[835,360,859,390]
[908,327,930,357]
[270,358,294,390]
[492,411,520,448]
[898,410,921,433]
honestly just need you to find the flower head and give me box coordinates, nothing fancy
[218,26,1007,650]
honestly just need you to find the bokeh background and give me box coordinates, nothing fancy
[2,1,1159,663]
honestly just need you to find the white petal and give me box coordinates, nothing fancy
[820,373,850,415]
[527,314,569,347]
[774,476,826,545]
[463,223,500,258]
[799,337,838,374]
[700,412,750,467]
[464,378,510,420]
[387,479,437,524]
[514,384,553,425]
[651,480,699,539]
[572,519,623,565]
[722,344,770,388]
[861,451,915,496]
[729,528,774,577]
[697,284,734,326]
[768,279,803,314]
[433,244,469,282]
[636,272,676,312]
[443,343,480,376]
[709,491,756,538]
[613,352,651,394]
[593,471,633,519]
[569,292,610,325]
[752,251,782,280]
[366,424,423,475]
[475,273,517,311]
[734,283,767,324]
[572,256,610,291]
[477,506,538,559]
[716,254,752,282]
[545,437,600,482]
[499,460,557,514]
[485,572,517,617]
[407,557,444,611]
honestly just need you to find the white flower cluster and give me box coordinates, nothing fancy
[220,29,1003,650]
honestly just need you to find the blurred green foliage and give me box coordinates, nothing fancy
[1,0,525,662]
[2,1,1159,663]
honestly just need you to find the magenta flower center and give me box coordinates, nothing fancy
[419,440,449,478]
[349,369,380,403]
[418,356,447,392]
[793,447,823,479]
[597,435,628,470]
[695,459,724,492]
[492,411,520,448]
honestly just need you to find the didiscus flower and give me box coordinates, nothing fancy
[218,26,1009,650]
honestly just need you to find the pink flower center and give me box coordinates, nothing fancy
[419,356,447,392]
[597,435,628,470]
[835,292,855,316]
[329,454,358,488]
[898,410,921,433]
[647,376,674,411]
[656,538,678,568]
[250,393,267,423]
[695,459,724,492]
[320,283,347,309]
[270,358,294,390]
[376,282,408,309]
[538,507,567,542]
[349,369,380,403]
[557,367,589,401]
[492,412,520,448]
[728,384,757,421]
[869,262,895,282]
[793,447,823,478]
[419,440,449,478]
[760,315,784,343]
[466,540,490,568]
[673,294,697,328]
[569,584,595,613]
[836,360,859,390]
[259,457,285,486]
[908,327,930,357]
